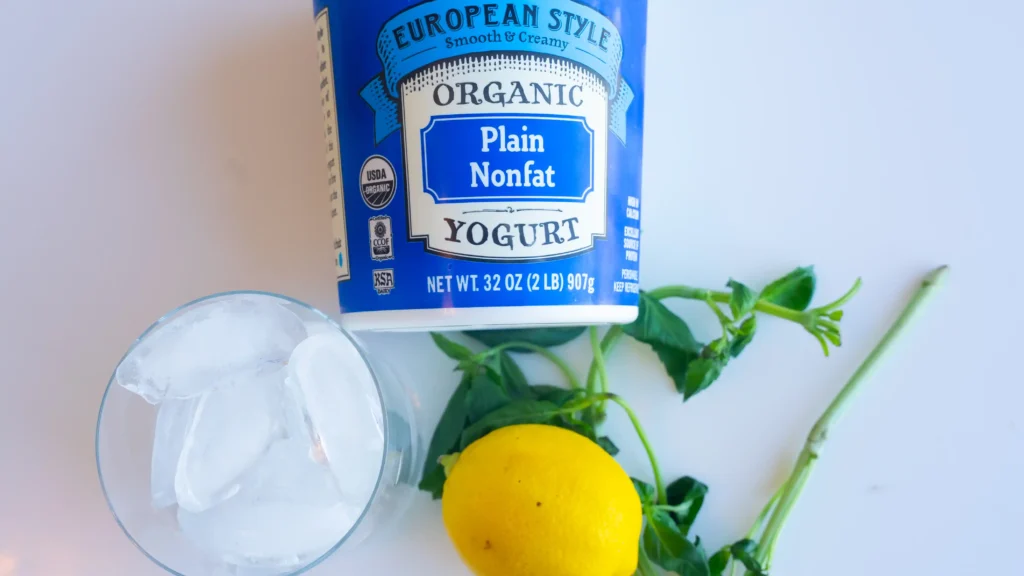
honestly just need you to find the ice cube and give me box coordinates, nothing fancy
[246,438,346,508]
[151,397,199,509]
[117,296,307,403]
[177,438,359,570]
[174,367,287,513]
[287,333,385,504]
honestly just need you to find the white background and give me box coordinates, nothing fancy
[1,1,1021,575]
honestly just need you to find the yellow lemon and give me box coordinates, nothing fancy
[442,424,642,576]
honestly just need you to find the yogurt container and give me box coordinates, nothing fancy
[313,0,648,331]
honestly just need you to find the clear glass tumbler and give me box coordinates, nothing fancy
[95,292,422,576]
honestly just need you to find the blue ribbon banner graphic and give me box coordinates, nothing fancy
[360,0,634,145]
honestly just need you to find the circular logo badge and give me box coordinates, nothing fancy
[360,155,397,210]
[374,221,388,238]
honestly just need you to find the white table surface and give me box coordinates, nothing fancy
[2,0,1021,574]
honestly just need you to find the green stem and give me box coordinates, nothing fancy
[745,485,784,569]
[589,327,612,415]
[721,489,782,576]
[647,286,807,324]
[821,278,863,312]
[559,391,665,505]
[584,327,626,423]
[586,326,625,394]
[753,266,949,567]
[603,393,667,505]
[758,453,813,567]
[482,342,583,390]
[748,489,782,540]
[705,298,734,332]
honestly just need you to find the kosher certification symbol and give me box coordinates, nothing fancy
[360,155,397,209]
[372,268,395,295]
[369,215,394,262]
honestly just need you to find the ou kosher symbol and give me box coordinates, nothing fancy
[505,31,515,42]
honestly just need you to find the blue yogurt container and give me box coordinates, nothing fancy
[312,0,648,331]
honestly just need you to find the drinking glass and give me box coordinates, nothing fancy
[95,292,422,575]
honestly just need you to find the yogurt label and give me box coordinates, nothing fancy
[403,62,607,261]
[313,0,648,328]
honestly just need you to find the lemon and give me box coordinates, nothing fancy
[442,424,642,576]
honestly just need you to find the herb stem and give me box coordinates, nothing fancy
[748,489,782,541]
[647,286,807,324]
[705,298,733,331]
[720,488,783,576]
[561,392,665,504]
[581,325,624,418]
[485,343,583,390]
[589,327,612,415]
[603,393,667,506]
[821,278,863,312]
[586,326,625,393]
[753,266,949,567]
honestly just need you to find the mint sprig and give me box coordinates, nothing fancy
[731,266,948,573]
[419,266,947,576]
[606,267,864,405]
[419,333,608,498]
[647,268,862,359]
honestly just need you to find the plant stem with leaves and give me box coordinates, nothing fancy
[586,268,862,406]
[423,266,946,576]
[647,277,862,357]
[465,342,584,390]
[607,393,666,505]
[729,266,949,573]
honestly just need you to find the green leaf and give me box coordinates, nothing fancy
[654,345,701,396]
[708,547,732,576]
[560,416,596,441]
[726,279,758,319]
[664,477,709,535]
[729,540,766,576]
[729,315,758,358]
[596,436,620,456]
[498,352,532,399]
[695,540,710,572]
[625,292,706,398]
[529,385,581,407]
[643,509,710,576]
[418,465,447,500]
[761,267,817,311]
[624,292,702,351]
[459,400,562,449]
[418,373,473,498]
[430,332,474,361]
[464,327,586,350]
[632,478,657,507]
[683,356,728,400]
[465,376,511,423]
[463,352,505,388]
[636,544,660,576]
[458,351,516,395]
